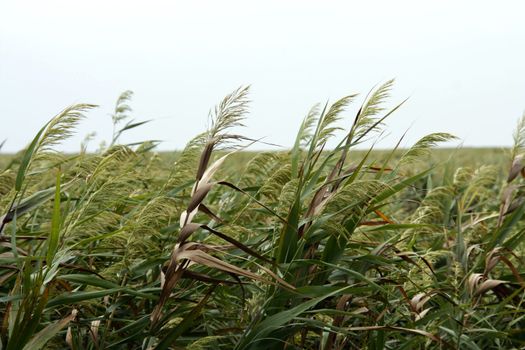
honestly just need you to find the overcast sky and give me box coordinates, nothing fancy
[1,0,524,152]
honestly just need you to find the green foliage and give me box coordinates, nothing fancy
[1,84,524,350]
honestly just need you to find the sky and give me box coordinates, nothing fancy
[1,0,524,152]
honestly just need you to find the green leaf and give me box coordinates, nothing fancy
[22,310,76,350]
[15,125,47,191]
[235,285,352,349]
[155,285,215,349]
[46,169,61,264]
[46,288,123,308]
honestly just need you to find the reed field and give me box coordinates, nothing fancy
[2,83,525,349]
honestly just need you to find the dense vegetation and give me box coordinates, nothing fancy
[1,83,525,349]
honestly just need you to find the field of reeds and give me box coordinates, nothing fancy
[1,83,525,349]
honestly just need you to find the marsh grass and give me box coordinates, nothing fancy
[0,87,524,349]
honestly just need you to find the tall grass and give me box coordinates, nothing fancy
[0,86,524,349]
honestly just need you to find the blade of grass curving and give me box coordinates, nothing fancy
[46,288,124,308]
[348,326,453,349]
[372,168,434,205]
[488,200,525,250]
[275,198,300,264]
[15,124,47,191]
[235,285,353,350]
[1,180,74,227]
[154,285,216,349]
[58,275,157,300]
[46,169,61,264]
[200,225,273,264]
[218,181,288,224]
[174,246,294,290]
[21,310,77,350]
[291,106,318,177]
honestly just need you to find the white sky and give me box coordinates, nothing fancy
[1,0,524,152]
